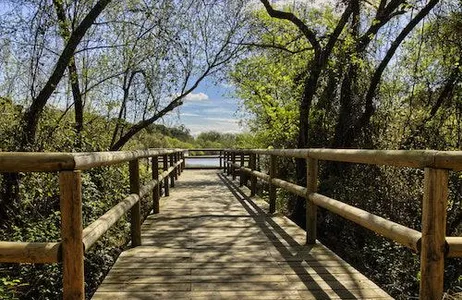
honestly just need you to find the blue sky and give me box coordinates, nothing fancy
[164,79,244,136]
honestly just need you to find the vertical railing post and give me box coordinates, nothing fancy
[232,152,236,180]
[219,150,223,170]
[420,168,448,299]
[180,152,185,173]
[163,154,169,196]
[306,158,318,245]
[177,152,181,176]
[226,152,230,175]
[239,152,245,187]
[223,151,226,174]
[159,156,164,197]
[59,170,84,300]
[183,151,186,170]
[173,153,178,180]
[129,159,141,247]
[152,156,160,214]
[269,155,277,214]
[169,154,175,187]
[250,153,257,197]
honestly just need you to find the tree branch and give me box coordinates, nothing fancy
[356,0,440,132]
[237,41,313,54]
[20,0,112,149]
[323,2,354,60]
[259,0,321,54]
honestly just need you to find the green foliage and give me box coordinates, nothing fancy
[230,3,462,299]
[0,95,249,298]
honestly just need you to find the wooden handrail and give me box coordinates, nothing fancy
[228,161,421,251]
[224,148,462,300]
[0,149,183,172]
[447,237,462,257]
[187,148,223,152]
[0,149,186,299]
[226,148,462,171]
[0,241,61,263]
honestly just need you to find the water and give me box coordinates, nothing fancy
[185,157,220,167]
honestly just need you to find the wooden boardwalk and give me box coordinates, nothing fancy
[92,170,392,300]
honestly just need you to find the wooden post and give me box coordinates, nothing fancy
[223,151,226,173]
[226,152,230,175]
[169,154,175,188]
[59,170,84,300]
[152,156,160,214]
[420,168,448,299]
[250,153,257,196]
[232,152,236,180]
[219,150,223,169]
[183,151,186,170]
[177,152,181,176]
[163,154,169,196]
[129,159,141,247]
[269,155,277,214]
[159,156,164,197]
[173,153,178,180]
[306,158,318,245]
[180,152,184,173]
[239,153,245,187]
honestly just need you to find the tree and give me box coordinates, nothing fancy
[18,0,112,150]
[108,0,248,150]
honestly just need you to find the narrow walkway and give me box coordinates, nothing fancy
[92,170,392,299]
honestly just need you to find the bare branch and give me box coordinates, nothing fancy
[20,0,112,148]
[236,41,313,54]
[259,0,321,54]
[356,0,440,132]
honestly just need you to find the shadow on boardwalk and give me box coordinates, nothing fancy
[92,170,392,300]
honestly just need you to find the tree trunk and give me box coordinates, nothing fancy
[19,0,111,150]
[292,62,322,224]
[53,0,84,147]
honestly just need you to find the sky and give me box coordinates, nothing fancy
[163,79,244,136]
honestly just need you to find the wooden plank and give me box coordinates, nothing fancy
[93,170,392,300]
[92,290,301,300]
[59,170,84,300]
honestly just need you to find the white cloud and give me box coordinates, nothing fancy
[205,117,238,123]
[180,112,200,117]
[184,92,209,102]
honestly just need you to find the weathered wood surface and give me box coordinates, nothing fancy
[93,170,392,300]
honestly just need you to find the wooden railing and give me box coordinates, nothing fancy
[0,149,186,299]
[224,148,462,300]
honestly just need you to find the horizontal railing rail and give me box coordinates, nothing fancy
[228,148,462,171]
[0,148,183,172]
[0,149,186,299]
[224,148,462,300]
